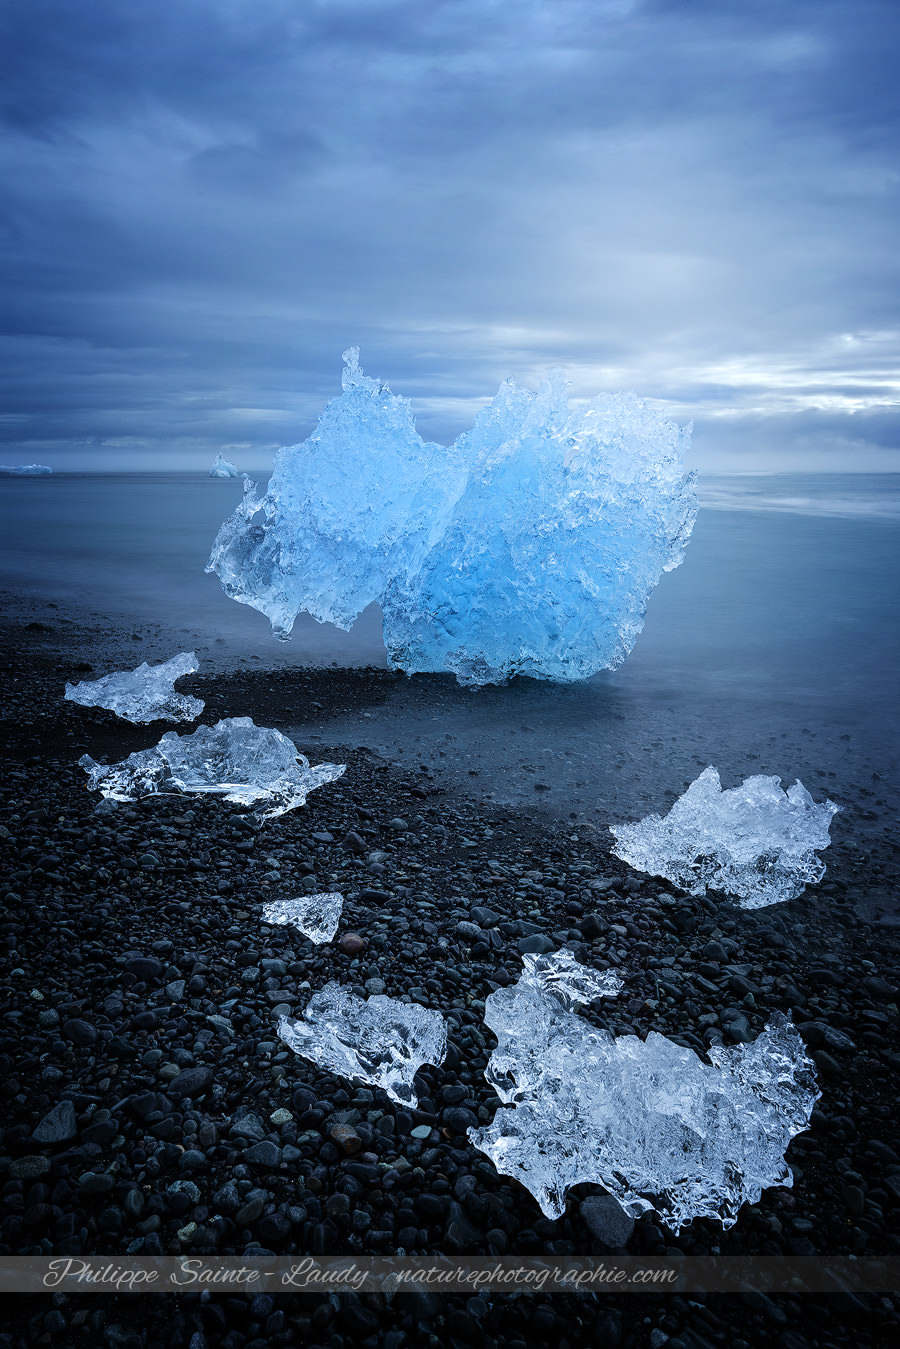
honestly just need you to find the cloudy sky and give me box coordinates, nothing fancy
[1,0,897,471]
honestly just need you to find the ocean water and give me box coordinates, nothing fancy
[1,471,898,846]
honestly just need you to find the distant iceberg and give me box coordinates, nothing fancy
[0,464,52,476]
[209,453,241,478]
[207,349,698,687]
[610,766,840,907]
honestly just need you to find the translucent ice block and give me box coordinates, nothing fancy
[79,716,344,818]
[469,954,819,1229]
[207,350,697,685]
[65,652,204,724]
[277,983,447,1106]
[262,893,344,944]
[610,766,840,907]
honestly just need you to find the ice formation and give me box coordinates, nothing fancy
[262,893,344,944]
[0,463,52,475]
[79,716,344,818]
[277,983,447,1106]
[609,766,840,908]
[469,953,819,1229]
[64,652,204,724]
[207,349,697,686]
[209,453,241,478]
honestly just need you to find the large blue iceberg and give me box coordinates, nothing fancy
[207,350,698,686]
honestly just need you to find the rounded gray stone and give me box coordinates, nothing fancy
[32,1100,77,1144]
[580,1194,635,1247]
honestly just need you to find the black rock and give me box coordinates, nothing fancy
[32,1100,77,1145]
[291,1086,316,1114]
[470,907,502,929]
[442,1106,478,1134]
[127,1092,164,1120]
[78,1172,115,1200]
[62,1018,97,1046]
[244,1141,281,1168]
[580,1194,634,1247]
[336,1300,379,1335]
[211,1181,241,1215]
[579,913,609,940]
[166,1065,214,1098]
[516,935,555,955]
[257,1212,291,1243]
[124,955,164,981]
[81,1120,118,1147]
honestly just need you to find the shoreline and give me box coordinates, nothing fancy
[0,603,898,1345]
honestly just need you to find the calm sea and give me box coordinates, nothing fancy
[2,471,898,842]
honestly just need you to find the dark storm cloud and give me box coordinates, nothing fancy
[0,0,897,469]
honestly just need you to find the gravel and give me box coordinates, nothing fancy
[0,604,898,1347]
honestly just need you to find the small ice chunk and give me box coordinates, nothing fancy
[518,948,625,1007]
[262,893,344,944]
[79,716,344,818]
[0,463,52,475]
[209,452,241,478]
[609,766,840,908]
[65,652,204,724]
[469,954,819,1229]
[277,983,447,1106]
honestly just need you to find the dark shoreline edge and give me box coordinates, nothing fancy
[0,604,898,1348]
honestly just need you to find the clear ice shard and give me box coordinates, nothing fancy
[209,452,241,478]
[609,766,840,908]
[207,349,698,686]
[469,953,819,1229]
[277,983,447,1106]
[79,716,344,818]
[0,463,52,475]
[64,652,204,724]
[262,893,344,944]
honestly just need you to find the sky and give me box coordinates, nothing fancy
[1,0,898,473]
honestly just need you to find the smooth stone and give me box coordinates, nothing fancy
[339,933,366,956]
[124,956,164,981]
[62,1018,98,1046]
[580,1194,635,1247]
[32,1100,77,1144]
[516,935,555,955]
[469,907,501,928]
[244,1141,282,1168]
[10,1156,50,1180]
[166,1065,214,1098]
[78,1172,115,1198]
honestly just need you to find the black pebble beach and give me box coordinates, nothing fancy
[1,606,898,1348]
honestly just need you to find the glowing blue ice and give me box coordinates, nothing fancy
[207,350,697,686]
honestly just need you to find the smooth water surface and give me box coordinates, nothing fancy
[2,471,898,841]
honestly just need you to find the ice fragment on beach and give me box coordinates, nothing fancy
[0,463,52,475]
[468,953,819,1229]
[209,452,242,478]
[609,766,840,908]
[516,948,625,1006]
[207,349,697,686]
[79,716,344,818]
[262,893,343,944]
[65,652,204,724]
[277,983,447,1106]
